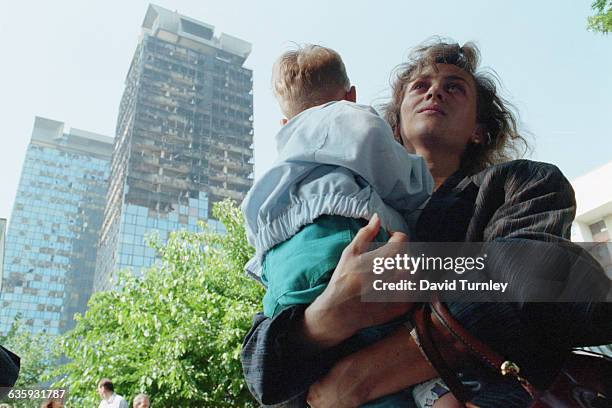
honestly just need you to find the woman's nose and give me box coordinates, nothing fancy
[426,82,444,101]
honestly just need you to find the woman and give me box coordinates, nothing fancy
[241,39,611,407]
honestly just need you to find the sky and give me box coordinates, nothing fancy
[1,0,611,220]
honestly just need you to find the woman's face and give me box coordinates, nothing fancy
[399,63,481,159]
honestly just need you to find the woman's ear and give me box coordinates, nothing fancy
[471,124,485,144]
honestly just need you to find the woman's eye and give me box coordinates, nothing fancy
[412,82,426,90]
[447,83,463,93]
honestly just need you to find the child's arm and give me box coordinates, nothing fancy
[306,326,436,408]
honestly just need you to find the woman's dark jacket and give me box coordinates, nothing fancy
[240,159,612,405]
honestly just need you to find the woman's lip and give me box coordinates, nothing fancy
[420,108,445,115]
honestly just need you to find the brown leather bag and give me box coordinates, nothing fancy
[413,301,612,408]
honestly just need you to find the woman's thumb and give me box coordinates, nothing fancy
[349,214,381,255]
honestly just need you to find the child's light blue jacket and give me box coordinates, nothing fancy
[242,101,433,279]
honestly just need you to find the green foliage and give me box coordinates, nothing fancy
[51,200,263,407]
[588,0,612,33]
[0,316,57,388]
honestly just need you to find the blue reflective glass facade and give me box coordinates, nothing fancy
[0,118,112,335]
[115,195,212,271]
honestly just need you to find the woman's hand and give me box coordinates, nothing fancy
[301,214,414,348]
[306,352,371,408]
[306,325,440,407]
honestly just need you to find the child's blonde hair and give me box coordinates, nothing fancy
[272,44,351,118]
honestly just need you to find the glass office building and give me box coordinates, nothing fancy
[95,5,253,291]
[0,117,112,335]
[0,218,6,294]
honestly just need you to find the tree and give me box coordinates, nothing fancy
[588,0,612,33]
[52,200,263,407]
[0,317,58,408]
[0,316,57,389]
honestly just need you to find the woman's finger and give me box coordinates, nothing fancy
[348,213,381,255]
[387,230,409,243]
[371,230,409,260]
[306,385,319,408]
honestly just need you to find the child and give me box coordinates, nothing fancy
[242,45,458,407]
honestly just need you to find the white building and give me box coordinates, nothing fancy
[570,161,612,279]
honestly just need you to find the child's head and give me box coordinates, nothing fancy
[272,44,353,119]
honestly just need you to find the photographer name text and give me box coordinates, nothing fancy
[372,279,508,293]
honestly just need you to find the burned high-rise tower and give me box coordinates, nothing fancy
[95,5,253,291]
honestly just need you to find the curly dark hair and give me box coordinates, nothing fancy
[383,38,529,174]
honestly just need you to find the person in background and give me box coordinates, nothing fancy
[40,399,63,408]
[97,378,128,408]
[132,393,150,408]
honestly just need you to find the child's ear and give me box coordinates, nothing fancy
[280,118,288,126]
[345,86,356,103]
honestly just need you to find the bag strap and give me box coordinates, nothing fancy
[413,301,538,402]
[413,304,472,403]
[430,301,504,369]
